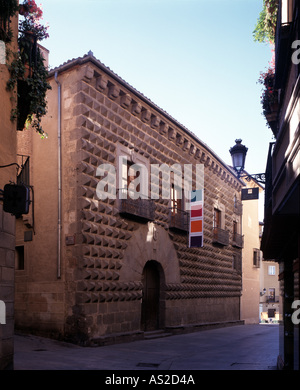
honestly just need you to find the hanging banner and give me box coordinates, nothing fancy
[189,189,204,248]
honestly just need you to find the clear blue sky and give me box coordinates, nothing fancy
[41,0,273,178]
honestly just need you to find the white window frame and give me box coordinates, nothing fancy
[268,265,276,275]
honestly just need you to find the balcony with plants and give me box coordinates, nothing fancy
[6,0,51,138]
[253,0,279,138]
[258,65,279,137]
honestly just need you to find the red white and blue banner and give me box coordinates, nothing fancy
[189,189,203,248]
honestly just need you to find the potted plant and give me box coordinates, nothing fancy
[18,0,49,41]
[258,65,279,136]
[253,0,279,137]
[6,0,51,138]
[253,0,279,45]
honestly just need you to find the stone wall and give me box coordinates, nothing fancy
[15,55,243,344]
[60,57,243,343]
[0,9,18,370]
[0,207,15,370]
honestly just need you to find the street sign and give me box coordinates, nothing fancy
[241,187,259,200]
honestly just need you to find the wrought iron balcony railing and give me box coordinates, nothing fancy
[17,155,30,187]
[232,232,244,248]
[261,295,280,304]
[118,189,155,222]
[169,207,189,232]
[212,227,229,246]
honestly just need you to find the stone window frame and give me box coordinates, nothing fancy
[170,182,183,213]
[212,201,226,230]
[232,214,242,236]
[116,143,150,199]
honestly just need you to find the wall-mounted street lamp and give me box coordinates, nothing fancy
[260,288,267,296]
[229,139,266,184]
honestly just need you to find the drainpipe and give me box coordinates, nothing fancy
[55,71,62,279]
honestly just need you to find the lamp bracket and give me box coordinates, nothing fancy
[239,172,266,184]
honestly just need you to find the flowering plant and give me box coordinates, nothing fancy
[253,0,278,44]
[6,0,51,137]
[20,0,42,17]
[254,1,279,135]
[258,66,278,115]
[19,0,49,41]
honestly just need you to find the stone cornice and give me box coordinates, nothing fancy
[49,53,242,190]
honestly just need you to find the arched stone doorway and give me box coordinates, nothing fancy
[141,260,165,331]
[120,222,180,332]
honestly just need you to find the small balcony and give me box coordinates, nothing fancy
[169,208,189,232]
[212,227,229,246]
[118,189,155,222]
[266,295,279,303]
[232,232,244,248]
[261,295,280,304]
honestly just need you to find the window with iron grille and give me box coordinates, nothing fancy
[233,254,242,274]
[17,155,30,187]
[253,248,261,268]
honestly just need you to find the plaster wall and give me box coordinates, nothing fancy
[240,180,263,324]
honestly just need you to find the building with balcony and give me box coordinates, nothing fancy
[14,51,245,345]
[259,260,280,324]
[0,2,19,370]
[240,177,264,324]
[261,0,300,370]
[259,220,281,324]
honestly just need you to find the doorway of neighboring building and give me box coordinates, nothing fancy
[141,260,165,331]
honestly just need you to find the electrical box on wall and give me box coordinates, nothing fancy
[3,184,30,217]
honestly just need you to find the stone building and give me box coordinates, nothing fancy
[15,52,244,345]
[0,6,18,370]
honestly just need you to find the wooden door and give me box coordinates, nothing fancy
[141,261,160,331]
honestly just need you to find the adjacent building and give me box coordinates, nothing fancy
[259,221,280,324]
[261,0,300,370]
[259,266,280,324]
[14,52,245,345]
[0,6,18,370]
[240,177,264,324]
